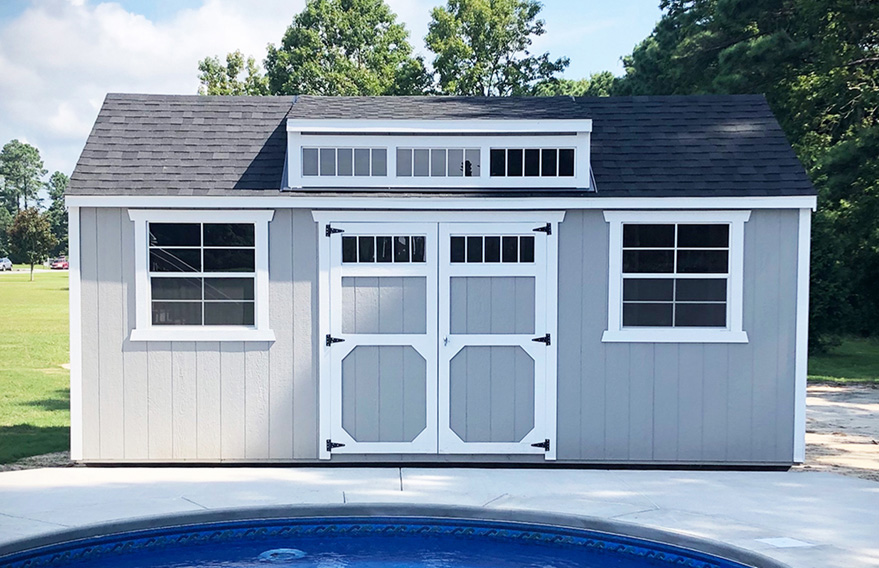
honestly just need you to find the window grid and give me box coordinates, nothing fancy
[396,148,481,177]
[621,223,730,328]
[342,235,427,263]
[302,147,387,177]
[489,148,575,177]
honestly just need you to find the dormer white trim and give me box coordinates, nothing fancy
[286,119,592,134]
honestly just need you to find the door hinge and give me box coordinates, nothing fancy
[533,223,552,235]
[531,439,550,451]
[532,333,551,346]
[325,224,344,237]
[325,334,346,347]
[326,439,345,452]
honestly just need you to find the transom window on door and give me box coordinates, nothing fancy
[342,235,427,263]
[148,222,255,325]
[450,235,535,263]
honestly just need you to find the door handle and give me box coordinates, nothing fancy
[443,336,449,346]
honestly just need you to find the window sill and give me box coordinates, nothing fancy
[129,327,276,342]
[601,329,748,344]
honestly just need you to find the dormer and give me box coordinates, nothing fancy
[284,118,593,191]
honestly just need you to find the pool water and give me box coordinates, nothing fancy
[1,517,753,568]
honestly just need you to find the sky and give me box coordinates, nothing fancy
[0,0,663,182]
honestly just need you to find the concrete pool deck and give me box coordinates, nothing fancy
[0,468,876,568]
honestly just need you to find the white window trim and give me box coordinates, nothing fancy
[602,210,751,344]
[128,209,275,342]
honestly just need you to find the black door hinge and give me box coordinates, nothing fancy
[533,223,552,235]
[326,439,346,452]
[325,224,344,237]
[326,334,346,347]
[531,439,550,451]
[532,333,551,346]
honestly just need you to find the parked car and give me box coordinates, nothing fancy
[0,257,11,271]
[50,258,69,270]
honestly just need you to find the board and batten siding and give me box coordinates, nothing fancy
[77,207,800,464]
[77,208,319,462]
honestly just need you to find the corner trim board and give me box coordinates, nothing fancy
[68,206,83,461]
[793,208,812,463]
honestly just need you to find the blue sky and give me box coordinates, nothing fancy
[0,0,663,181]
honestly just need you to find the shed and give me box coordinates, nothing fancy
[66,94,816,465]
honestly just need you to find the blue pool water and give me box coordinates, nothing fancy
[1,517,755,568]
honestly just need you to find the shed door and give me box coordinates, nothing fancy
[327,222,438,453]
[438,223,551,455]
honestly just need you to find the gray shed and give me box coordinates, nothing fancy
[66,94,815,465]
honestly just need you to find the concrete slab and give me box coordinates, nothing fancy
[0,468,876,568]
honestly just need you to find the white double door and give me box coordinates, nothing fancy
[325,220,555,457]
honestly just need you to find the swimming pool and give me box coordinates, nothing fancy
[0,506,786,568]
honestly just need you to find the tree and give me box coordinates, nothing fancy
[0,206,11,258]
[425,0,568,95]
[7,208,57,281]
[0,140,46,211]
[534,71,615,97]
[45,171,69,256]
[198,50,270,96]
[264,0,431,96]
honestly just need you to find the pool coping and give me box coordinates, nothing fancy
[0,503,790,568]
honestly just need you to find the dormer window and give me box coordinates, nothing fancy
[302,147,387,177]
[396,148,481,177]
[489,148,575,177]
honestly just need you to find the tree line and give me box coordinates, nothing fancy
[1,139,67,279]
[200,0,878,350]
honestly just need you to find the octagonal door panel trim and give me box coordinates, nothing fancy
[326,222,439,454]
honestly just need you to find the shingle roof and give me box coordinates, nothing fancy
[67,93,815,197]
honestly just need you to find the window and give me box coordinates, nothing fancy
[129,210,274,342]
[603,211,750,343]
[302,147,387,177]
[449,235,535,263]
[489,148,574,177]
[396,148,480,177]
[342,235,427,263]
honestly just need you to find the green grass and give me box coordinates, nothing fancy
[0,271,69,463]
[808,337,879,383]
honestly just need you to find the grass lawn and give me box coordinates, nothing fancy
[0,270,69,464]
[808,337,879,384]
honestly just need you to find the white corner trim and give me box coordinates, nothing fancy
[286,118,593,134]
[129,328,276,342]
[794,208,812,463]
[602,330,749,343]
[68,206,83,461]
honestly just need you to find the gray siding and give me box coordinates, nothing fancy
[78,207,800,464]
[450,277,535,334]
[555,209,799,464]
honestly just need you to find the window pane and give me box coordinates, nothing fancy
[203,223,254,247]
[623,279,674,301]
[319,148,335,176]
[376,236,392,263]
[337,148,353,176]
[358,236,375,262]
[678,224,729,248]
[467,236,482,262]
[412,236,426,262]
[507,149,523,176]
[524,149,540,177]
[559,149,575,176]
[677,250,728,273]
[431,149,446,177]
[394,236,410,262]
[465,149,480,177]
[675,303,726,327]
[204,277,254,301]
[152,302,202,325]
[204,302,255,326]
[519,236,535,262]
[149,223,199,247]
[541,149,557,176]
[413,149,429,176]
[490,149,505,176]
[448,149,464,177]
[623,224,675,248]
[371,148,387,176]
[484,236,500,262]
[302,148,318,176]
[151,277,201,300]
[342,236,357,263]
[676,278,727,301]
[354,148,371,176]
[502,236,518,263]
[396,148,412,176]
[623,250,674,273]
[150,248,201,272]
[204,249,255,272]
[623,303,673,327]
[450,236,465,263]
